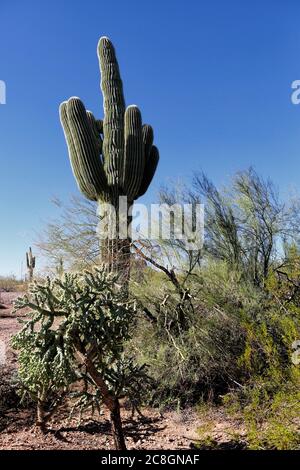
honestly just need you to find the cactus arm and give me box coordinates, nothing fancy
[65,98,108,201]
[123,105,144,201]
[136,145,159,198]
[96,119,103,134]
[142,124,154,159]
[86,110,103,156]
[97,37,125,189]
[60,101,97,201]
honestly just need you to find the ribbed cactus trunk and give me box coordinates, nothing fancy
[60,37,159,288]
[98,41,128,281]
[100,198,132,283]
[26,247,36,282]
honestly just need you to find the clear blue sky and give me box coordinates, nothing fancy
[1,0,300,276]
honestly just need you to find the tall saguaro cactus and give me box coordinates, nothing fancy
[60,37,159,280]
[26,247,36,282]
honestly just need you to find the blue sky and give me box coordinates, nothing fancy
[1,0,300,275]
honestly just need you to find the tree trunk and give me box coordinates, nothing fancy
[75,343,127,450]
[110,399,127,450]
[36,398,46,433]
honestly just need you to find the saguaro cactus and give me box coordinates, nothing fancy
[60,37,159,280]
[26,247,36,282]
[56,257,64,278]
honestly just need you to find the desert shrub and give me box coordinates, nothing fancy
[239,380,300,449]
[219,253,300,449]
[0,275,26,293]
[208,350,300,450]
[129,258,300,417]
[184,261,300,450]
[129,262,263,406]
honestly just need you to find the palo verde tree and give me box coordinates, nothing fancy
[37,196,100,271]
[12,267,149,450]
[60,37,159,283]
[193,168,295,286]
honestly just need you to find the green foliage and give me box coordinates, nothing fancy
[130,258,300,426]
[24,168,300,449]
[129,263,256,406]
[240,383,300,450]
[224,251,300,449]
[11,267,149,418]
[193,168,295,286]
[187,258,300,450]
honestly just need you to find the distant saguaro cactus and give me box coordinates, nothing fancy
[26,247,36,282]
[60,37,159,281]
[55,257,64,278]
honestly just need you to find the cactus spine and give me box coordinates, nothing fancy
[26,247,36,282]
[60,37,159,280]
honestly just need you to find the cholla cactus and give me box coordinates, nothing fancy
[26,247,36,282]
[60,37,159,279]
[12,267,150,449]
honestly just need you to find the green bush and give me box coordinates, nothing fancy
[129,260,300,416]
[129,263,256,406]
